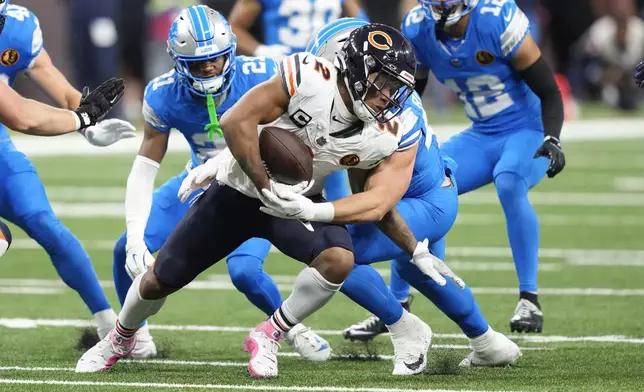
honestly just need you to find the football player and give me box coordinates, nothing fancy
[76,23,448,377]
[110,5,330,360]
[229,0,367,61]
[253,17,520,372]
[396,0,565,333]
[0,0,133,339]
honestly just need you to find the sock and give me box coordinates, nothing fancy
[118,274,166,330]
[340,264,403,325]
[389,259,412,302]
[520,291,541,309]
[393,257,488,338]
[387,309,412,333]
[226,241,282,316]
[469,325,494,350]
[323,170,350,202]
[272,267,342,333]
[24,212,111,314]
[94,309,117,330]
[112,233,149,328]
[495,172,539,293]
[115,321,137,339]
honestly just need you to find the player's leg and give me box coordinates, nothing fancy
[244,213,353,377]
[1,169,116,338]
[493,130,549,333]
[77,183,258,373]
[440,130,495,195]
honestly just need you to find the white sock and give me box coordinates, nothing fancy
[118,274,167,330]
[94,309,117,328]
[277,267,342,329]
[469,325,493,351]
[386,309,409,334]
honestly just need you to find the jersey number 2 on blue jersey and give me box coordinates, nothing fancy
[444,75,514,119]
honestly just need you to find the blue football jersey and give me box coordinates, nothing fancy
[259,0,345,54]
[142,56,277,167]
[402,1,543,133]
[0,4,44,170]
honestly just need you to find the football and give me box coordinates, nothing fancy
[0,219,12,258]
[259,126,313,185]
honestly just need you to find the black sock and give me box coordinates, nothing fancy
[520,292,541,309]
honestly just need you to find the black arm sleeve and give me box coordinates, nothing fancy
[414,76,429,96]
[518,56,564,140]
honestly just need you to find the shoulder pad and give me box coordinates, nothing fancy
[279,53,334,98]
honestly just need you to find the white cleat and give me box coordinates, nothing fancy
[285,323,331,362]
[389,312,432,375]
[459,327,522,367]
[75,329,136,373]
[244,320,282,378]
[128,325,158,359]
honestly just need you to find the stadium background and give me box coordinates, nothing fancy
[2,1,644,392]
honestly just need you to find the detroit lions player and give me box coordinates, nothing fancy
[180,19,521,373]
[401,0,565,333]
[0,0,134,339]
[112,5,330,360]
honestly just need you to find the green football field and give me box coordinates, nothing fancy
[0,138,643,392]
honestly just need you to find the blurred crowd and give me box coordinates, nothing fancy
[13,0,644,121]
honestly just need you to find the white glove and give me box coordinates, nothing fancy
[125,243,155,280]
[254,44,290,61]
[177,159,220,203]
[82,118,136,147]
[411,239,465,288]
[259,180,335,223]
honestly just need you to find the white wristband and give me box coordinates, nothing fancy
[71,111,81,131]
[312,202,335,223]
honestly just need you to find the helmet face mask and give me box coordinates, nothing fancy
[339,24,416,124]
[167,6,237,97]
[0,0,9,15]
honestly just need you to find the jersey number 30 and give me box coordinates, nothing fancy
[444,75,514,119]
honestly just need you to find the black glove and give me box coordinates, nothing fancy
[73,77,125,130]
[534,136,565,178]
[634,61,644,88]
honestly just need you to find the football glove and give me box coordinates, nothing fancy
[411,239,465,288]
[534,136,565,178]
[253,44,290,62]
[259,180,334,224]
[178,159,220,203]
[82,118,136,147]
[125,243,155,280]
[634,61,644,87]
[74,77,125,130]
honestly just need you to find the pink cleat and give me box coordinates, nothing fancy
[244,320,282,378]
[75,329,136,373]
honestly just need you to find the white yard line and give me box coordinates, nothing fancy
[613,177,644,192]
[0,378,516,392]
[0,318,642,344]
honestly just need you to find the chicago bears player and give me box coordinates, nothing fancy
[229,0,367,61]
[401,0,565,333]
[0,0,133,339]
[76,23,448,377]
[256,17,521,373]
[110,5,330,360]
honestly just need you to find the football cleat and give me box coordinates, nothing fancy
[342,297,412,341]
[510,299,543,333]
[128,325,158,359]
[390,312,432,375]
[459,327,522,367]
[75,329,136,373]
[244,320,282,378]
[285,323,331,362]
[0,219,12,258]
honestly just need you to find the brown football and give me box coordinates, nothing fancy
[259,126,313,185]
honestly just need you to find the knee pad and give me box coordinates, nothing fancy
[494,172,528,203]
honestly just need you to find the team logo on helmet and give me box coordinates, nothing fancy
[1,49,18,66]
[367,31,393,51]
[475,50,495,66]
[340,154,361,166]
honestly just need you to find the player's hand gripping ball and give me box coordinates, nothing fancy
[0,220,12,258]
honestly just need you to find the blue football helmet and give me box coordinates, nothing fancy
[167,5,237,97]
[419,0,479,27]
[0,0,9,15]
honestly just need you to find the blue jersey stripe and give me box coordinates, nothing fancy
[197,5,213,41]
[187,7,205,45]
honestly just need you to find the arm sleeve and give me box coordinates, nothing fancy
[125,155,160,248]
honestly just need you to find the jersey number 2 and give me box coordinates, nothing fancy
[444,75,514,119]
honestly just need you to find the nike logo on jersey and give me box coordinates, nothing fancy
[504,9,513,22]
[404,354,425,371]
[332,115,345,124]
[302,55,310,65]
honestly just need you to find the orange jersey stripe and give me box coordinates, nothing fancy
[286,57,296,96]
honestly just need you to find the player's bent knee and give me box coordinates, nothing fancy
[141,270,178,300]
[228,260,263,291]
[310,247,354,284]
[23,212,75,254]
[494,172,528,201]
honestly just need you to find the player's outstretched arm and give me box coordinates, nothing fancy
[512,34,565,178]
[26,49,82,110]
[229,0,289,60]
[220,74,289,192]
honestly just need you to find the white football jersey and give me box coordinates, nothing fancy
[216,53,419,199]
